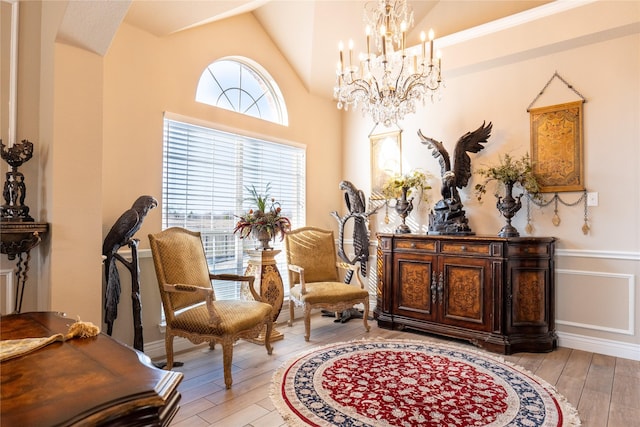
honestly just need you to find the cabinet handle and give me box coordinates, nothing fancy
[411,242,416,248]
[431,275,437,304]
[460,245,466,251]
[437,272,444,305]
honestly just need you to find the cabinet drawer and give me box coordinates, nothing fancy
[440,241,492,256]
[394,239,436,252]
[508,244,549,256]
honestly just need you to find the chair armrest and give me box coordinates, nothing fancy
[288,264,307,294]
[209,274,265,303]
[163,283,213,297]
[336,262,365,289]
[163,283,220,324]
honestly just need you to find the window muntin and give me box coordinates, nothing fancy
[162,116,305,299]
[196,57,288,126]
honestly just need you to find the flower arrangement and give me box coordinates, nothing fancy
[474,153,541,202]
[233,183,291,241]
[382,169,432,202]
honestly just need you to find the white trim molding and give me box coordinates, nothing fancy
[438,0,598,48]
[557,331,640,361]
[556,269,635,336]
[557,248,640,261]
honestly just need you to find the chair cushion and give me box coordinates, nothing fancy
[170,301,272,335]
[290,282,369,305]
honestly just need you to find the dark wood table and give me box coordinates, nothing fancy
[0,312,183,426]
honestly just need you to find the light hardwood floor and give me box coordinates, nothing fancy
[163,312,640,427]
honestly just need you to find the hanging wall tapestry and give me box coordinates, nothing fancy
[530,101,584,192]
[528,72,586,193]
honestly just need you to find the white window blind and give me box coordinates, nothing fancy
[162,117,305,299]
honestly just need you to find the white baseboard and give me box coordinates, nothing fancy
[557,331,640,361]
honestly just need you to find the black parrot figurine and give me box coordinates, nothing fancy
[102,195,157,335]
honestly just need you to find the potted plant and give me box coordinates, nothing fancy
[381,169,431,233]
[474,153,540,237]
[233,183,291,249]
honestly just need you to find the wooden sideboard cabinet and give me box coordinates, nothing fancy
[375,233,557,354]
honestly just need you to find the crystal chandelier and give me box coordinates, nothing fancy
[334,0,444,127]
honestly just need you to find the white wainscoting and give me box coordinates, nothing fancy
[555,249,639,360]
[556,269,635,335]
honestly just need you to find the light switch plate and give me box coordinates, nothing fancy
[587,192,598,206]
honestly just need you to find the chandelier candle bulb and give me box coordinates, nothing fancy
[382,35,386,57]
[429,29,434,61]
[366,26,371,56]
[338,41,344,73]
[421,31,426,61]
[348,39,353,70]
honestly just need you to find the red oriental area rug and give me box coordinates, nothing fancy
[270,339,581,426]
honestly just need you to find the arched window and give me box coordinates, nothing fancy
[196,57,288,126]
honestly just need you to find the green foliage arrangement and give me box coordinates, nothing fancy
[382,169,432,202]
[233,183,291,240]
[474,153,541,202]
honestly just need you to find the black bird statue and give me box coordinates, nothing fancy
[102,195,157,337]
[418,121,492,235]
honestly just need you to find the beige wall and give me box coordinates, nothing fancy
[2,5,343,345]
[101,15,342,344]
[343,1,640,358]
[3,1,639,359]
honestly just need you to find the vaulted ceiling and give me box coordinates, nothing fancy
[58,0,552,99]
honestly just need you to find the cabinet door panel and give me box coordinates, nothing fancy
[507,261,551,333]
[394,254,437,321]
[441,256,493,331]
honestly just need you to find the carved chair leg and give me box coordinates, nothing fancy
[304,305,312,342]
[288,299,295,327]
[362,301,371,332]
[222,341,234,390]
[264,319,273,355]
[165,334,175,370]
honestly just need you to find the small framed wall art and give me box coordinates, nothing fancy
[370,130,402,200]
[530,100,585,192]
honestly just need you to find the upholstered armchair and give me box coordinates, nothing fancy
[284,226,370,341]
[148,227,273,389]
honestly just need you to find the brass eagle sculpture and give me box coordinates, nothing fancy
[418,121,492,235]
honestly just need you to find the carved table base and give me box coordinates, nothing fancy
[0,221,49,312]
[243,249,285,344]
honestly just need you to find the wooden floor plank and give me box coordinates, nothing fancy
[585,354,615,395]
[611,372,640,410]
[534,347,573,385]
[577,389,610,427]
